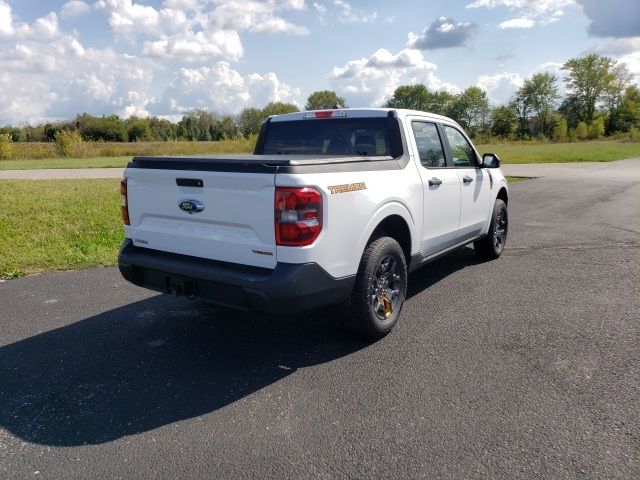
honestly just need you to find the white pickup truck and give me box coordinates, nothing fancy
[118,108,508,337]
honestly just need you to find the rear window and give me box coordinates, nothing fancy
[260,118,402,157]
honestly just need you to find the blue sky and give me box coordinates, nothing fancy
[1,0,638,124]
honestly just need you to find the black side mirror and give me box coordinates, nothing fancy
[482,153,501,168]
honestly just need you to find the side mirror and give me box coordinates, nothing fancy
[482,153,501,168]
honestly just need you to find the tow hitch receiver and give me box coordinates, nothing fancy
[166,278,198,299]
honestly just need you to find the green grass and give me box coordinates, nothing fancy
[506,176,530,183]
[0,156,132,170]
[476,141,640,164]
[0,179,124,278]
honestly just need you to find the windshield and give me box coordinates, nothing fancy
[260,118,401,157]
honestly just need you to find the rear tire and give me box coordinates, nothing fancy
[342,237,407,338]
[474,199,508,260]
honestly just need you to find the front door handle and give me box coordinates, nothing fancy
[428,177,442,187]
[463,175,474,184]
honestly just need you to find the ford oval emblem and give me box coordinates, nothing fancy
[179,199,205,214]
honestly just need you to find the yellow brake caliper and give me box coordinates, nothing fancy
[382,295,392,318]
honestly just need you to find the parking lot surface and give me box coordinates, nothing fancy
[1,160,638,479]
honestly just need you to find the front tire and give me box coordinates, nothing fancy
[342,237,407,338]
[474,199,508,260]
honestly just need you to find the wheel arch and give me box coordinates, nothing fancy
[360,204,416,265]
[497,185,508,205]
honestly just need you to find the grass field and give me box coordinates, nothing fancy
[0,179,124,279]
[476,141,640,163]
[1,140,639,170]
[0,177,528,279]
[0,156,132,170]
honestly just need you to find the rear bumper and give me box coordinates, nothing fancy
[117,239,355,315]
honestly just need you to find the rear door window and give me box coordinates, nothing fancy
[411,122,446,168]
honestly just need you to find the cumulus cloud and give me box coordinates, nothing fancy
[467,0,575,28]
[576,0,640,38]
[498,17,534,29]
[476,71,524,104]
[314,0,377,24]
[0,1,59,40]
[153,62,301,116]
[60,1,91,19]
[329,48,460,107]
[408,17,477,49]
[0,33,155,123]
[94,0,309,62]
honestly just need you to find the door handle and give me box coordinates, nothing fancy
[428,177,442,187]
[463,175,474,184]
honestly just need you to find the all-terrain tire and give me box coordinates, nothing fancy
[342,237,408,338]
[474,199,508,260]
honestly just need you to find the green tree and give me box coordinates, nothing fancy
[149,117,177,141]
[262,102,299,118]
[490,105,518,138]
[127,117,152,142]
[525,72,559,137]
[305,90,346,110]
[562,54,616,123]
[448,86,490,135]
[238,107,264,137]
[385,85,431,110]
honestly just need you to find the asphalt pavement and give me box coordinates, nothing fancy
[1,160,639,479]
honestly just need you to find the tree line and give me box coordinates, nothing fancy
[1,54,638,144]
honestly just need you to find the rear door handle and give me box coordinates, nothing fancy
[463,175,474,184]
[428,177,442,187]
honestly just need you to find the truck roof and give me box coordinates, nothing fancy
[269,108,458,126]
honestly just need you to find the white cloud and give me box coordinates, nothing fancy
[154,62,301,116]
[315,0,377,24]
[94,0,309,62]
[61,1,91,19]
[94,0,160,37]
[467,0,576,27]
[0,1,60,40]
[143,30,244,62]
[498,17,535,29]
[329,48,460,107]
[476,71,524,103]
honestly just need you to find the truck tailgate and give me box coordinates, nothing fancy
[124,167,277,269]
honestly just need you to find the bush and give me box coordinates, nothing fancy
[0,133,15,159]
[588,117,605,139]
[553,117,568,142]
[575,121,589,140]
[54,130,83,157]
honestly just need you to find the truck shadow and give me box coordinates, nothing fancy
[0,248,481,447]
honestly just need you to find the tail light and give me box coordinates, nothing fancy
[120,178,130,225]
[275,187,322,246]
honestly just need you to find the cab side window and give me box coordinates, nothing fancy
[411,122,446,168]
[443,126,477,167]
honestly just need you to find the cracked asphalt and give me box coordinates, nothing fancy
[1,160,639,479]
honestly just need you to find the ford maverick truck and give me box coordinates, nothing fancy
[118,109,508,337]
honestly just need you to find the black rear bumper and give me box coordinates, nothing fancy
[118,239,355,315]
